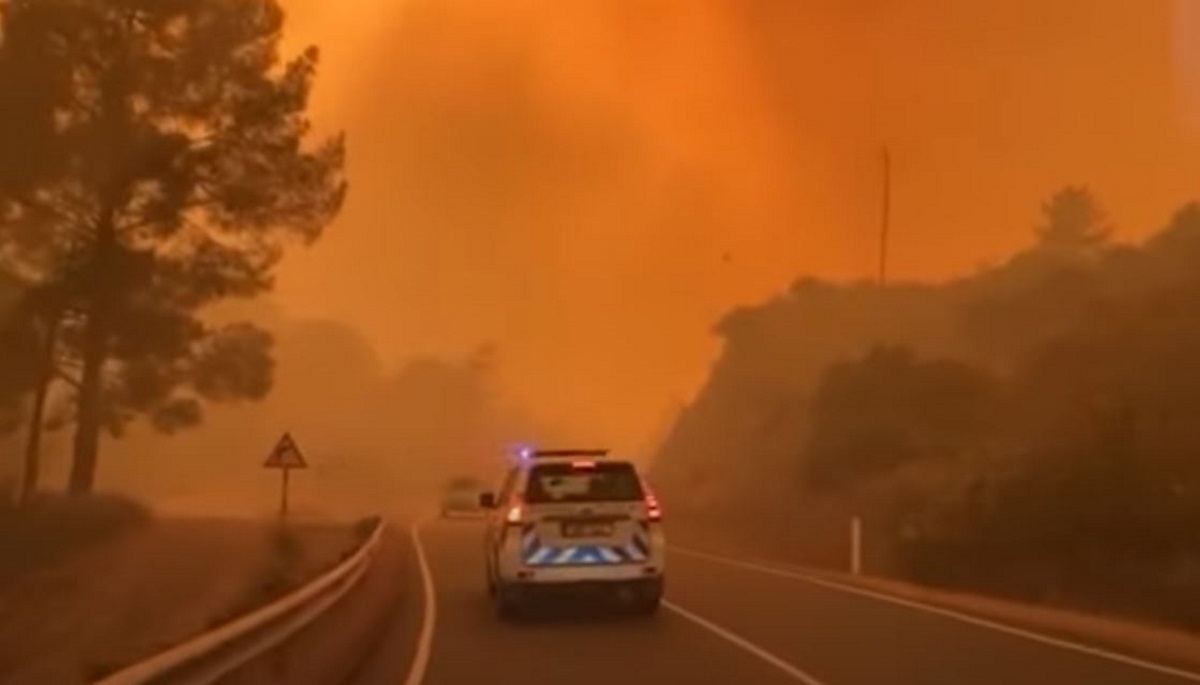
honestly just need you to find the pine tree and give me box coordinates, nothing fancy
[0,0,346,493]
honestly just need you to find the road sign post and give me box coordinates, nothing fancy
[281,466,290,517]
[850,515,863,576]
[264,432,307,519]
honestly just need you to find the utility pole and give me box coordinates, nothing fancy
[878,146,892,286]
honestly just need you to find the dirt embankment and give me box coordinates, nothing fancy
[0,498,362,685]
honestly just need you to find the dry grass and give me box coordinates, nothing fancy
[0,508,360,685]
[0,494,150,580]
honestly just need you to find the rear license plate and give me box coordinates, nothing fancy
[562,521,613,537]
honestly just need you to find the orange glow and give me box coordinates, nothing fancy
[272,0,1200,454]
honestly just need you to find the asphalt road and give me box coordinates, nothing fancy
[251,516,1200,685]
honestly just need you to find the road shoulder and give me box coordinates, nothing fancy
[214,521,421,685]
[0,517,358,685]
[673,544,1200,681]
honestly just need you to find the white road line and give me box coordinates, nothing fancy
[671,545,1200,683]
[403,521,437,685]
[663,599,828,684]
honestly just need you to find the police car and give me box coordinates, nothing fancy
[479,448,665,618]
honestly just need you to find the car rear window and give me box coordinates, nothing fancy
[524,462,644,503]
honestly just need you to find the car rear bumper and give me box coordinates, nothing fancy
[496,528,667,582]
[503,562,663,583]
[504,576,663,601]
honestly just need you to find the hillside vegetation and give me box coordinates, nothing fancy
[653,188,1200,630]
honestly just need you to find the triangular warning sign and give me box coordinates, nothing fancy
[264,432,307,469]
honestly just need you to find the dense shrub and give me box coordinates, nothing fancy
[0,493,151,578]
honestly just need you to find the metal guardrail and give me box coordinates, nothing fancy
[92,517,387,685]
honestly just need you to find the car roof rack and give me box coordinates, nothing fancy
[528,448,609,458]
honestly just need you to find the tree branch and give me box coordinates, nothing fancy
[9,190,85,227]
[118,199,212,235]
[54,366,81,390]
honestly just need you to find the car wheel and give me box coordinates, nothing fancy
[496,584,523,620]
[632,594,661,616]
[629,580,663,617]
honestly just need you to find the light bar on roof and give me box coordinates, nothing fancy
[530,449,609,458]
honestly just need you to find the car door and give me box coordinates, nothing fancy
[486,467,519,568]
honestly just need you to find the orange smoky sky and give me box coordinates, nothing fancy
[270,0,1200,454]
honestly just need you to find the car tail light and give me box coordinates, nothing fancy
[645,493,662,522]
[505,503,524,525]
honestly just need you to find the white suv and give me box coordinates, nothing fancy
[480,449,665,618]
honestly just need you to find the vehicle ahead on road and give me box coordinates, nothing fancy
[440,476,486,518]
[479,448,665,619]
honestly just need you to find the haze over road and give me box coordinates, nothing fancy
[3,4,1200,681]
[326,518,1200,685]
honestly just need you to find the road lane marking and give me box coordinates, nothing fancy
[663,599,829,684]
[403,521,437,685]
[671,546,1200,683]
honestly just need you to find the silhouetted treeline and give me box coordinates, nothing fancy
[2,298,545,514]
[654,188,1200,628]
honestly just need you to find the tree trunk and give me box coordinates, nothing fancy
[68,306,108,495]
[69,210,118,496]
[20,313,61,503]
[68,30,138,495]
